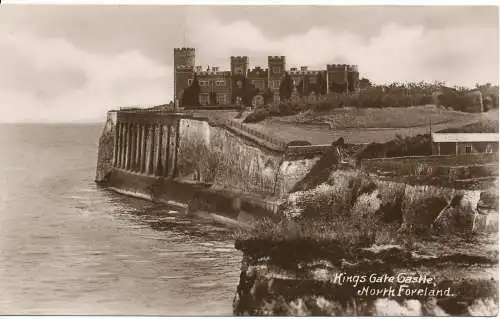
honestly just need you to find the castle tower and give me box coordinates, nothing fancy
[174,47,196,105]
[230,56,249,76]
[326,64,359,94]
[268,56,286,103]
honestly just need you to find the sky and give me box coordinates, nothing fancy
[0,5,498,122]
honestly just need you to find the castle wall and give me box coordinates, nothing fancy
[175,118,321,197]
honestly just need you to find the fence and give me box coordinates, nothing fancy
[223,120,288,149]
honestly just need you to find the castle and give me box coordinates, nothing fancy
[174,47,360,107]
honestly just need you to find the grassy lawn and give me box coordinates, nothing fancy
[274,105,496,129]
[244,108,497,145]
[189,107,497,145]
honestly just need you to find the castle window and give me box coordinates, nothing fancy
[199,93,209,105]
[464,143,473,154]
[235,67,243,74]
[199,80,209,87]
[270,80,281,89]
[187,79,193,86]
[216,93,227,105]
[272,67,282,73]
[215,80,226,87]
[252,80,265,89]
[273,93,280,104]
[486,144,493,153]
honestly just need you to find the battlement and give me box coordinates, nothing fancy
[289,70,324,76]
[230,56,249,62]
[195,70,232,77]
[174,47,196,53]
[268,56,285,63]
[247,66,268,77]
[327,64,358,72]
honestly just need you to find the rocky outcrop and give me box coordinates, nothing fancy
[284,170,498,234]
[95,111,117,183]
[233,240,498,316]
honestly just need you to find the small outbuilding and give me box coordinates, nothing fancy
[431,132,499,155]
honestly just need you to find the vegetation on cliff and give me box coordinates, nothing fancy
[236,169,498,248]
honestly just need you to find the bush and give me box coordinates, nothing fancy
[287,140,312,146]
[243,108,271,123]
[356,133,432,160]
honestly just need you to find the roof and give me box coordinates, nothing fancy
[432,133,499,143]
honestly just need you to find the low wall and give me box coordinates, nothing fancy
[360,153,499,179]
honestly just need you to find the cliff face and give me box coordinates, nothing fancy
[233,240,498,316]
[177,118,320,196]
[95,111,117,183]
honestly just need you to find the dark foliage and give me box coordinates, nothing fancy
[181,74,201,107]
[242,108,271,123]
[287,140,312,146]
[279,72,294,101]
[438,118,499,133]
[263,88,273,105]
[356,134,432,161]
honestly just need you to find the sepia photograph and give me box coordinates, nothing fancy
[0,2,498,316]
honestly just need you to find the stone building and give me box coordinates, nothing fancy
[194,66,232,106]
[173,47,360,106]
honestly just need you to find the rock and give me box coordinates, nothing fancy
[473,211,499,233]
[434,206,476,233]
[351,188,382,219]
[468,298,498,316]
[401,185,454,232]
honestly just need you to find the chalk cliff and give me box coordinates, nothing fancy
[233,240,498,316]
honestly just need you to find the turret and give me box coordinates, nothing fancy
[230,56,249,76]
[174,48,196,104]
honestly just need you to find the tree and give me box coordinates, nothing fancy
[359,78,372,89]
[316,73,327,95]
[297,79,304,97]
[181,74,200,107]
[279,72,293,101]
[210,91,217,105]
[262,88,273,105]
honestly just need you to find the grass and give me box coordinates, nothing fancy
[438,116,499,133]
[274,105,489,129]
[242,107,495,145]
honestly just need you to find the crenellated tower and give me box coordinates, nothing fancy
[326,64,359,94]
[174,47,196,104]
[268,56,286,103]
[230,56,249,76]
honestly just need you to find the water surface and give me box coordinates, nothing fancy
[0,123,241,315]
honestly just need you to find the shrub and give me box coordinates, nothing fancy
[356,133,432,160]
[234,214,391,248]
[287,140,312,146]
[243,108,271,123]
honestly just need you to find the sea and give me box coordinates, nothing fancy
[0,123,242,315]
